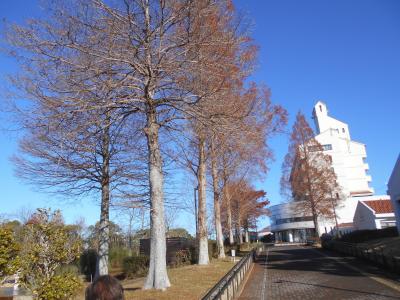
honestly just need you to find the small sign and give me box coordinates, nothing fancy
[231,249,235,257]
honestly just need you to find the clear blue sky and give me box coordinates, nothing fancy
[1,1,399,230]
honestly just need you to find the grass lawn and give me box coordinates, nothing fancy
[76,258,236,300]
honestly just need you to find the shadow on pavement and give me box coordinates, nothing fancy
[275,279,400,299]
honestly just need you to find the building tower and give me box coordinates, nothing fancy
[312,101,373,198]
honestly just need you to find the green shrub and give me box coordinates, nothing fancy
[80,249,97,280]
[0,226,20,277]
[17,209,82,299]
[36,273,82,300]
[109,246,130,268]
[122,255,149,278]
[56,264,80,276]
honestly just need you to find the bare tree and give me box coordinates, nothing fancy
[226,181,268,244]
[215,86,287,245]
[5,0,286,289]
[4,0,148,278]
[281,112,342,238]
[5,0,256,289]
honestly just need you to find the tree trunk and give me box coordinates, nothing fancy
[96,114,111,277]
[224,185,234,245]
[312,207,320,238]
[237,215,243,244]
[210,139,225,258]
[197,136,209,265]
[244,229,249,243]
[128,211,133,256]
[143,110,170,290]
[96,181,110,277]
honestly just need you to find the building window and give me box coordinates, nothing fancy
[322,144,332,151]
[319,105,322,112]
[342,128,345,133]
[275,216,314,225]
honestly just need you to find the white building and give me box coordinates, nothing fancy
[312,101,374,225]
[270,101,387,241]
[387,154,400,233]
[312,101,374,197]
[353,197,395,230]
[270,202,333,242]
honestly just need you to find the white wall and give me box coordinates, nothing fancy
[313,101,373,197]
[353,202,376,230]
[269,202,335,236]
[388,154,400,233]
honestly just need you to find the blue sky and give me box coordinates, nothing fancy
[1,1,399,231]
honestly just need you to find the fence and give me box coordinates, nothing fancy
[201,248,259,300]
[324,240,400,274]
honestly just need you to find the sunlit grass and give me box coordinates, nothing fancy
[75,259,236,300]
[123,259,235,300]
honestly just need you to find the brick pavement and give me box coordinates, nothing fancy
[238,245,400,300]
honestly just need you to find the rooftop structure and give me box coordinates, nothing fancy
[353,197,395,230]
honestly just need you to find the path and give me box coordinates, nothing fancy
[238,245,400,300]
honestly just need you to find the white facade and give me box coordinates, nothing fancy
[270,202,336,242]
[270,101,384,239]
[353,197,395,230]
[387,154,400,233]
[312,101,374,198]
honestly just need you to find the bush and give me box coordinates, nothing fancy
[0,226,20,277]
[122,255,149,278]
[172,249,192,267]
[208,240,218,259]
[17,209,82,298]
[109,247,130,268]
[56,264,80,276]
[36,273,82,300]
[239,243,252,252]
[338,227,398,243]
[80,249,97,280]
[260,234,274,243]
[189,245,197,264]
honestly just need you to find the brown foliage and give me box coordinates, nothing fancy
[281,112,342,236]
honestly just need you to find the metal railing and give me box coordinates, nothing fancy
[201,248,258,300]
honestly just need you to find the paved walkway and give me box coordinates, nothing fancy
[238,245,400,300]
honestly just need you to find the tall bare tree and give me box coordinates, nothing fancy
[281,112,342,238]
[215,86,286,245]
[5,0,258,289]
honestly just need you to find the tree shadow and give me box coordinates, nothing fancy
[258,246,400,279]
[274,279,400,299]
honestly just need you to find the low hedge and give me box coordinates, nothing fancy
[338,227,398,243]
[122,255,149,278]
